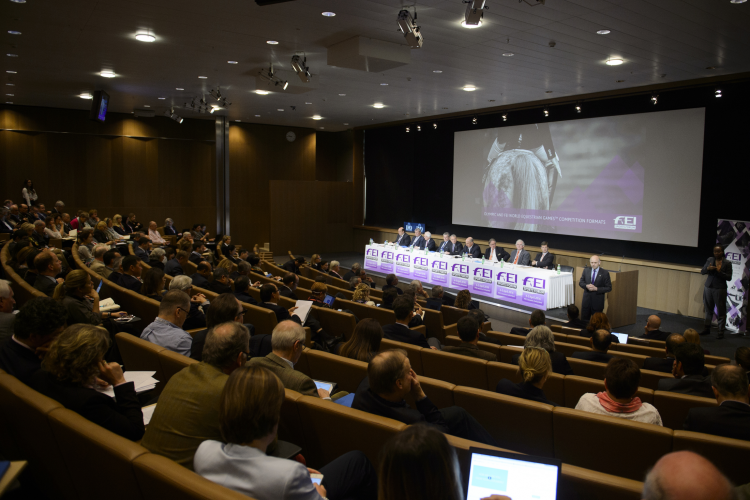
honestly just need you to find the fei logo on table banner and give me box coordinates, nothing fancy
[522,277,547,308]
[364,247,379,270]
[495,271,518,302]
[380,251,394,272]
[413,256,429,280]
[450,263,470,289]
[430,260,449,284]
[472,267,494,295]
[395,253,411,278]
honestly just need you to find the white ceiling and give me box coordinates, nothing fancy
[2,0,750,132]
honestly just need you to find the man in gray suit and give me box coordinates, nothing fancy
[657,343,714,399]
[508,239,531,266]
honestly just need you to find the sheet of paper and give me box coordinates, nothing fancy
[142,404,157,425]
[95,371,159,398]
[294,300,314,324]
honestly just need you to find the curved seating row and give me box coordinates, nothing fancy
[0,242,47,306]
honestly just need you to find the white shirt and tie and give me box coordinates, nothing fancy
[489,248,499,262]
[440,240,449,252]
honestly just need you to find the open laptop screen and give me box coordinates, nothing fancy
[466,447,560,500]
[612,332,628,344]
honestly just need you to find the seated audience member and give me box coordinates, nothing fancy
[76,229,96,264]
[348,276,361,291]
[163,217,177,236]
[195,365,377,500]
[54,270,125,325]
[642,451,734,500]
[0,208,14,234]
[684,364,750,441]
[248,321,336,399]
[737,346,750,374]
[134,237,151,263]
[467,309,500,346]
[69,211,88,231]
[93,221,113,246]
[231,259,249,281]
[572,329,615,363]
[21,248,40,287]
[107,256,125,285]
[248,255,264,275]
[257,283,303,324]
[189,241,206,265]
[444,316,497,361]
[234,276,258,305]
[148,247,166,270]
[147,221,167,245]
[352,283,371,304]
[33,251,63,297]
[409,281,428,300]
[279,272,299,300]
[0,280,16,344]
[164,245,176,261]
[191,261,212,288]
[208,268,233,294]
[454,289,477,310]
[379,424,462,500]
[342,263,362,282]
[87,209,100,228]
[318,260,329,273]
[425,285,444,311]
[104,218,121,242]
[0,297,67,383]
[89,244,109,277]
[44,216,63,239]
[640,314,669,341]
[683,327,711,355]
[31,220,49,248]
[352,349,496,445]
[142,322,249,470]
[510,309,546,336]
[462,236,481,258]
[118,255,144,293]
[111,214,125,235]
[310,253,322,271]
[98,250,120,279]
[563,304,587,329]
[575,358,663,425]
[189,224,207,242]
[339,318,383,362]
[140,290,193,356]
[329,260,343,279]
[140,267,166,302]
[382,296,440,350]
[359,269,375,289]
[496,347,558,406]
[191,294,251,362]
[164,250,188,277]
[169,275,208,330]
[380,287,398,310]
[216,257,234,275]
[382,274,403,295]
[30,324,145,440]
[643,333,685,373]
[308,282,330,308]
[282,256,305,275]
[657,343,714,398]
[126,212,144,233]
[512,326,574,375]
[402,290,425,328]
[580,312,620,344]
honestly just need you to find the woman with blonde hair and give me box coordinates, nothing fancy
[30,324,145,441]
[217,258,234,273]
[511,325,574,375]
[310,254,322,271]
[104,218,121,241]
[352,283,371,304]
[496,346,558,406]
[93,220,116,246]
[683,328,711,355]
[112,214,126,236]
[54,270,126,325]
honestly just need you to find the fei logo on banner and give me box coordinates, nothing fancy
[413,256,429,280]
[521,277,547,308]
[614,216,637,230]
[380,251,394,272]
[472,267,494,295]
[364,247,379,270]
[495,271,518,302]
[450,263,470,289]
[396,253,411,278]
[430,260,448,284]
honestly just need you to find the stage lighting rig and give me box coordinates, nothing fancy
[164,108,183,123]
[258,64,289,90]
[291,55,312,83]
[464,0,486,27]
[397,9,423,48]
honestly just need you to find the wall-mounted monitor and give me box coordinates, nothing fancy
[89,90,109,123]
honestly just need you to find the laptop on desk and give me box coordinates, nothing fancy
[466,447,560,500]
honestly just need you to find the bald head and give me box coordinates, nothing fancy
[368,349,409,395]
[592,329,612,352]
[589,255,601,269]
[643,451,733,500]
[647,315,662,331]
[665,333,685,356]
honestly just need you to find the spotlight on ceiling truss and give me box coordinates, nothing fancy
[397,9,423,48]
[164,109,183,123]
[258,64,289,90]
[464,0,486,27]
[291,55,312,83]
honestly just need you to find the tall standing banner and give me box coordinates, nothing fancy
[716,220,749,334]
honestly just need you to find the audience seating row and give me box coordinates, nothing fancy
[0,243,47,307]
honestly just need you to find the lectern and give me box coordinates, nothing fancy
[574,268,639,328]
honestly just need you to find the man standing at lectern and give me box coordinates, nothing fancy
[578,255,612,321]
[700,245,732,340]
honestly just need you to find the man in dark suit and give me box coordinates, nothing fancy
[422,231,436,252]
[409,227,426,250]
[30,221,48,248]
[279,273,299,300]
[282,256,305,275]
[190,261,212,288]
[445,234,463,256]
[134,237,151,263]
[119,256,144,293]
[657,343,714,398]
[643,333,685,373]
[382,296,440,349]
[33,251,62,297]
[510,309,546,336]
[342,263,362,283]
[508,239,531,266]
[207,269,233,295]
[165,250,189,277]
[640,315,669,341]
[189,242,206,265]
[684,364,750,441]
[572,329,615,364]
[379,288,398,310]
[437,232,451,254]
[578,255,612,321]
[563,304,588,329]
[233,276,258,305]
[394,227,411,247]
[382,274,403,296]
[329,260,343,280]
[425,285,444,311]
[0,209,14,233]
[700,245,733,339]
[462,237,481,259]
[444,316,497,361]
[484,239,509,263]
[258,283,303,325]
[531,241,555,270]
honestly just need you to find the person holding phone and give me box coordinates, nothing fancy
[194,365,378,500]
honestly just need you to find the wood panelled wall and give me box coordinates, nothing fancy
[270,181,353,256]
[228,123,316,249]
[0,105,216,230]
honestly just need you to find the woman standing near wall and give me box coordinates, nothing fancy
[22,179,38,206]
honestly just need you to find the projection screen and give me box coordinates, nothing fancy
[452,108,705,247]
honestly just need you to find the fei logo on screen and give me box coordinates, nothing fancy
[404,222,425,233]
[614,216,637,230]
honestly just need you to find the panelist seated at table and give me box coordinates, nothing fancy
[484,239,509,263]
[508,239,531,266]
[461,237,481,259]
[531,241,555,270]
[394,227,411,247]
[409,228,426,250]
[421,231,436,252]
[444,234,463,256]
[437,232,451,254]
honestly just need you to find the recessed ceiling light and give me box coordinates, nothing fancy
[266,40,279,45]
[380,83,388,86]
[461,20,482,29]
[6,54,18,57]
[433,70,443,73]
[100,70,116,78]
[176,87,184,90]
[255,114,261,117]
[322,11,336,16]
[373,103,385,108]
[312,115,322,120]
[6,83,14,86]
[6,70,17,74]
[198,76,207,79]
[5,102,12,104]
[277,108,284,111]
[256,90,270,95]
[7,31,21,35]
[343,123,349,125]
[730,0,746,4]
[339,94,346,96]
[135,33,156,42]
[597,29,611,35]
[6,93,14,96]
[143,105,150,108]
[235,119,241,122]
[79,93,93,99]
[227,61,238,64]
[10,0,27,3]
[320,127,325,129]
[463,85,477,91]
[605,58,624,66]
[158,97,166,100]
[502,53,514,57]
[305,102,312,104]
